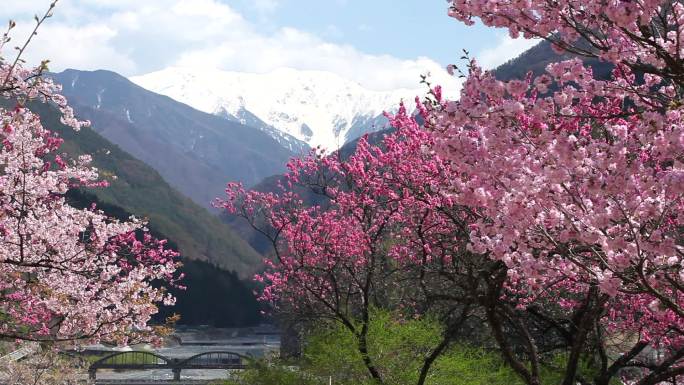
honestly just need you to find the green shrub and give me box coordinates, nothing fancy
[302,309,522,385]
[228,309,523,385]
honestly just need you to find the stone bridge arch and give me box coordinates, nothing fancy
[178,351,251,369]
[88,350,250,380]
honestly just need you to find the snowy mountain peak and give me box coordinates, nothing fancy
[130,67,421,150]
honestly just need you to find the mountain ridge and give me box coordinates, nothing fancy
[5,97,264,278]
[52,69,295,211]
[130,66,419,151]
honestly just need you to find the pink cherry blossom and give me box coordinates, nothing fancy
[0,57,180,345]
[221,2,684,384]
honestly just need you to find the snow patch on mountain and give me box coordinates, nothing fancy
[130,67,421,150]
[215,105,309,154]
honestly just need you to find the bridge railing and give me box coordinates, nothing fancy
[88,351,251,380]
[177,351,250,369]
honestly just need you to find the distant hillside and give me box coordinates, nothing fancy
[51,69,295,210]
[493,40,613,80]
[156,258,263,327]
[12,99,264,278]
[66,189,262,327]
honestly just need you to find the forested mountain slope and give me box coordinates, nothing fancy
[493,40,613,80]
[9,99,264,278]
[51,69,295,210]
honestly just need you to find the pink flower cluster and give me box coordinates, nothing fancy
[222,2,684,383]
[218,104,467,315]
[0,59,180,345]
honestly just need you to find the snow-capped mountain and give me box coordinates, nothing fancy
[52,69,295,210]
[214,103,310,154]
[130,67,420,151]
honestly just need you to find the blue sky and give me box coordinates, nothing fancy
[232,0,492,65]
[2,0,537,93]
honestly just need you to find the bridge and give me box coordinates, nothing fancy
[88,351,250,381]
[94,381,212,385]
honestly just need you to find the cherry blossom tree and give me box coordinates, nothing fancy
[0,348,90,385]
[224,2,684,385]
[448,0,684,91]
[219,108,482,385]
[0,3,180,345]
[423,2,684,385]
[422,57,684,385]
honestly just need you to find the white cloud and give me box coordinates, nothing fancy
[10,15,136,73]
[174,26,461,93]
[476,34,540,70]
[3,0,462,94]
